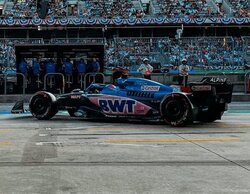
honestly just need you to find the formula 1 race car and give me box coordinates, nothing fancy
[12,76,233,126]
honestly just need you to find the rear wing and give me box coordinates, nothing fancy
[189,76,233,103]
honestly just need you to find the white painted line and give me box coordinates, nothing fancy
[39,134,48,137]
[35,142,63,147]
[97,142,163,148]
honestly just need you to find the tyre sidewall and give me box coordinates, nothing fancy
[29,92,57,120]
[160,94,192,126]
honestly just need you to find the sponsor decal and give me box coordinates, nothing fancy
[141,86,160,91]
[209,77,227,83]
[71,95,81,99]
[89,95,151,115]
[99,99,135,114]
[191,85,212,91]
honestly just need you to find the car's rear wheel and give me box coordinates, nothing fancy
[29,92,58,120]
[160,94,192,127]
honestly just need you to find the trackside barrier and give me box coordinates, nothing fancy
[151,73,170,84]
[78,74,85,89]
[244,72,250,93]
[204,72,226,77]
[4,73,26,94]
[84,73,105,90]
[44,73,65,94]
[65,75,73,88]
[35,74,42,88]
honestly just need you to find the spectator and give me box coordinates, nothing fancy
[137,58,154,79]
[178,58,190,86]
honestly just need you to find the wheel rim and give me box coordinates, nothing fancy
[165,100,182,119]
[31,97,50,115]
[162,97,190,124]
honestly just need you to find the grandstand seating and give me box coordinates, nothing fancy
[151,0,218,18]
[227,0,249,17]
[4,0,37,18]
[0,37,249,72]
[0,0,249,18]
[106,37,248,72]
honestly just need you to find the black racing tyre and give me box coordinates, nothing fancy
[160,94,192,127]
[29,92,58,120]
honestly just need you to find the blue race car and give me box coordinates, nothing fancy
[14,77,233,126]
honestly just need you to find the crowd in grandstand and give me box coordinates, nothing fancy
[0,40,16,69]
[0,37,248,73]
[81,0,135,18]
[0,0,249,18]
[158,37,246,70]
[47,0,67,18]
[156,0,216,18]
[105,38,156,70]
[4,0,37,18]
[105,37,248,72]
[228,0,249,17]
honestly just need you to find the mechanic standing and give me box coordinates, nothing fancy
[18,59,29,76]
[62,58,73,76]
[91,58,100,73]
[45,59,56,74]
[77,58,87,75]
[137,58,154,79]
[32,58,40,77]
[178,58,190,86]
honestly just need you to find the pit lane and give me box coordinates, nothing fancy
[0,103,250,193]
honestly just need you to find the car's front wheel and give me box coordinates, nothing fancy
[29,92,58,120]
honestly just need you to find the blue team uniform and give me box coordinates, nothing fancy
[45,62,56,74]
[92,61,100,72]
[19,61,28,75]
[63,62,73,75]
[32,62,40,76]
[77,62,86,74]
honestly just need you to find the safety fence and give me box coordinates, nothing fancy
[0,72,106,95]
[1,71,250,95]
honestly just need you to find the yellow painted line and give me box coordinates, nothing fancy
[0,130,11,133]
[105,137,240,144]
[218,124,250,129]
[0,142,12,145]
